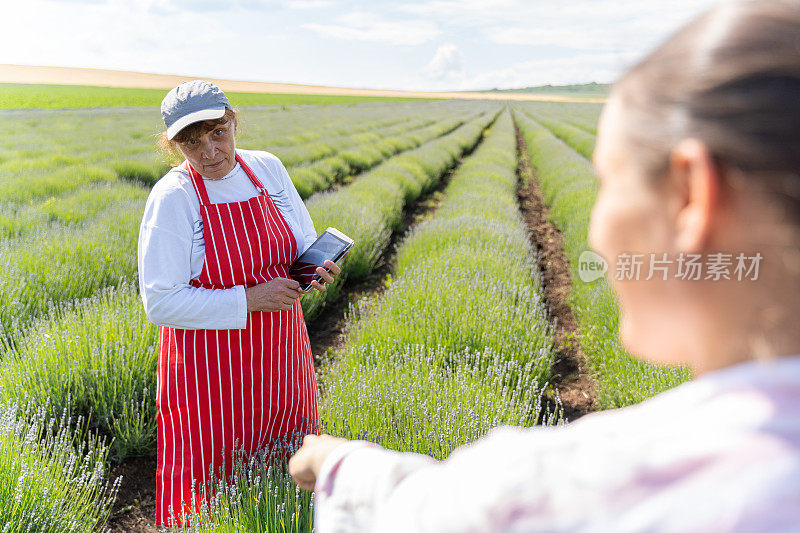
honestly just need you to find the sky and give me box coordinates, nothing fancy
[1,0,720,91]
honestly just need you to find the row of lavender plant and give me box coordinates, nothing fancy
[518,107,596,160]
[0,286,158,461]
[288,113,474,198]
[518,101,601,135]
[322,110,557,453]
[0,403,119,531]
[513,108,690,409]
[0,196,143,350]
[299,108,499,320]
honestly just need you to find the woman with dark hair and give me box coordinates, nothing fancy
[289,1,800,530]
[138,80,341,526]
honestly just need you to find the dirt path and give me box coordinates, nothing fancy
[514,118,598,422]
[307,189,447,361]
[105,457,158,532]
[307,117,492,360]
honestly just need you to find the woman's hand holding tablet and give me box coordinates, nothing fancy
[289,227,353,292]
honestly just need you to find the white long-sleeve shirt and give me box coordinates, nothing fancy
[315,356,800,532]
[137,149,317,330]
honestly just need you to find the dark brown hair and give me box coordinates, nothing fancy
[157,108,239,165]
[614,0,800,209]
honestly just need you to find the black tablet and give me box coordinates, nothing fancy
[289,227,354,291]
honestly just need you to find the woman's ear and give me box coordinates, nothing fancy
[669,138,722,253]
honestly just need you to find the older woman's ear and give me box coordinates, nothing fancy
[669,138,722,254]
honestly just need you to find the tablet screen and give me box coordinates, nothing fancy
[289,230,351,288]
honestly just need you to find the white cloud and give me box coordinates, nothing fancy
[398,0,518,24]
[399,0,718,54]
[288,0,334,8]
[485,26,620,52]
[424,43,465,80]
[142,0,283,14]
[303,11,441,45]
[457,52,639,91]
[1,0,240,76]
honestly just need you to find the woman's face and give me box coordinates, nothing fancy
[176,116,238,179]
[589,97,689,365]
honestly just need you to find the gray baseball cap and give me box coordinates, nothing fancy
[161,80,232,140]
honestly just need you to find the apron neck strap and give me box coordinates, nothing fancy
[185,161,211,207]
[235,153,268,193]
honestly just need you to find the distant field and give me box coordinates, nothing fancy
[0,84,431,109]
[485,82,611,98]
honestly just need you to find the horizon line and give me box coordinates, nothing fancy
[0,64,607,104]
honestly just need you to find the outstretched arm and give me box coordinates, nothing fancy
[290,428,547,533]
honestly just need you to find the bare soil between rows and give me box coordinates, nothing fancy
[308,113,491,361]
[514,119,598,422]
[106,456,158,532]
[307,189,447,363]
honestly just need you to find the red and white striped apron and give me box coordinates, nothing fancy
[155,153,320,526]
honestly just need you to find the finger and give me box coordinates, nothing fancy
[310,280,327,292]
[288,454,300,476]
[315,267,335,284]
[277,292,292,304]
[279,277,301,290]
[281,289,302,300]
[324,260,342,275]
[289,290,303,300]
[288,460,314,490]
[296,476,315,492]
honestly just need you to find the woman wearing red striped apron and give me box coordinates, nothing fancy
[137,80,341,526]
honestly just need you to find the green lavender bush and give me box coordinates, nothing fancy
[0,286,158,461]
[0,403,119,531]
[522,110,597,160]
[514,109,691,408]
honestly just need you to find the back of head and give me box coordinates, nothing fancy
[605,1,800,364]
[614,0,800,216]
